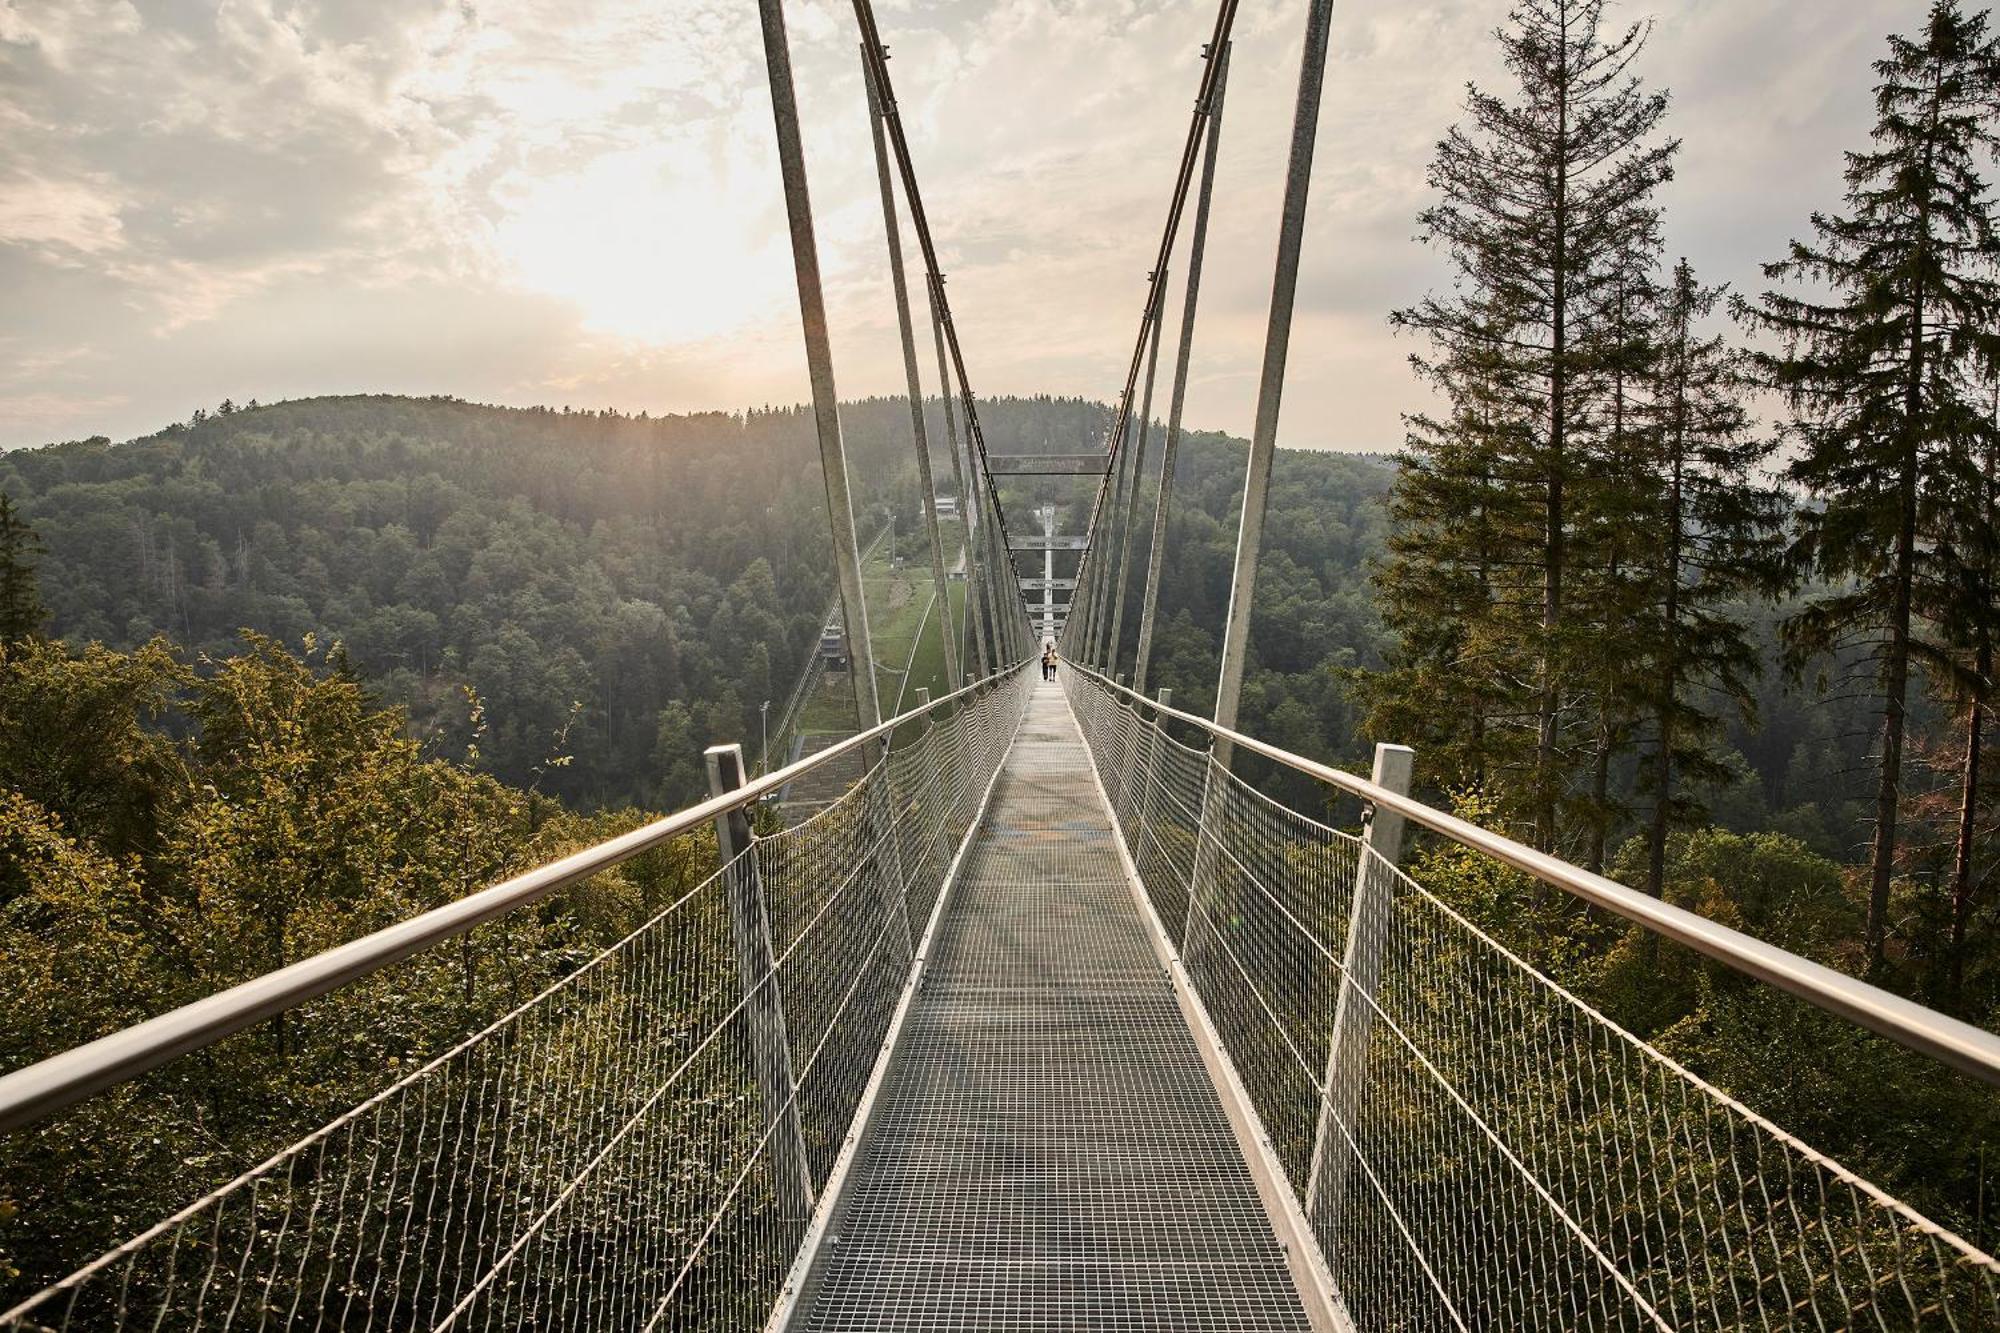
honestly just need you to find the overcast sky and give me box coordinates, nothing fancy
[0,0,1913,452]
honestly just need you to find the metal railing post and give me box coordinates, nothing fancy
[758,0,883,751]
[705,742,817,1219]
[1303,741,1414,1228]
[1211,0,1337,766]
[863,44,959,694]
[1136,43,1230,696]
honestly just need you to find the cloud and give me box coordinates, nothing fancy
[0,172,127,258]
[0,0,1925,453]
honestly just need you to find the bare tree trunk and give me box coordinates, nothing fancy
[1951,422,1999,997]
[1647,545,1681,895]
[1538,86,1570,857]
[1587,702,1611,873]
[1648,336,1690,897]
[1868,198,1928,970]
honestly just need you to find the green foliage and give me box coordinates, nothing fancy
[0,395,932,809]
[1104,433,1395,812]
[1414,814,1997,1249]
[1612,831,1997,1247]
[0,635,184,866]
[0,492,47,647]
[1631,260,1785,891]
[0,633,717,1303]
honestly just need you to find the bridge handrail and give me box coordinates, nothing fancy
[0,656,1034,1133]
[1068,661,2000,1087]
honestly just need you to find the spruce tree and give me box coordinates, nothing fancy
[1366,336,1538,792]
[1385,0,1675,850]
[1738,0,2000,967]
[1939,386,2000,995]
[1639,259,1782,894]
[0,492,47,647]
[1575,261,1663,871]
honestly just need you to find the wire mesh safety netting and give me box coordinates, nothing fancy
[1064,671,2000,1333]
[0,668,1032,1333]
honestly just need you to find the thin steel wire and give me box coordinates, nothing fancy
[0,672,1033,1333]
[1062,670,2000,1333]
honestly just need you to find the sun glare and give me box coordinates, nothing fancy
[493,145,790,345]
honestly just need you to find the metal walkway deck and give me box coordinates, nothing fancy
[794,679,1316,1331]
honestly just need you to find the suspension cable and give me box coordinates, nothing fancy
[1066,0,1243,655]
[855,0,1240,649]
[847,3,1034,633]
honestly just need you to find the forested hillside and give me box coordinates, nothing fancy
[0,395,1034,808]
[0,390,1916,868]
[0,395,869,808]
[0,394,1405,811]
[1055,432,1395,772]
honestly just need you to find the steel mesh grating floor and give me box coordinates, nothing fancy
[795,680,1315,1331]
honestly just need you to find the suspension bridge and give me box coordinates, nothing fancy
[4,0,2000,1327]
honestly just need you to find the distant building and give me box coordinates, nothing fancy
[819,625,848,669]
[933,495,960,518]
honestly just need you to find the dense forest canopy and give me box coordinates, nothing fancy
[0,393,1408,808]
[0,393,1064,809]
[0,627,722,1303]
[1,395,851,809]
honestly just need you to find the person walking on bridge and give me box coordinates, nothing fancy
[1042,645,1058,681]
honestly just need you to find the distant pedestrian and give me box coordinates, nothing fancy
[1042,646,1057,681]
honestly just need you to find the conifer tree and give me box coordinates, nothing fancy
[0,492,47,647]
[1639,259,1782,894]
[1366,336,1539,792]
[1936,386,2000,996]
[1738,0,2000,967]
[1385,0,1676,850]
[1575,261,1663,871]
